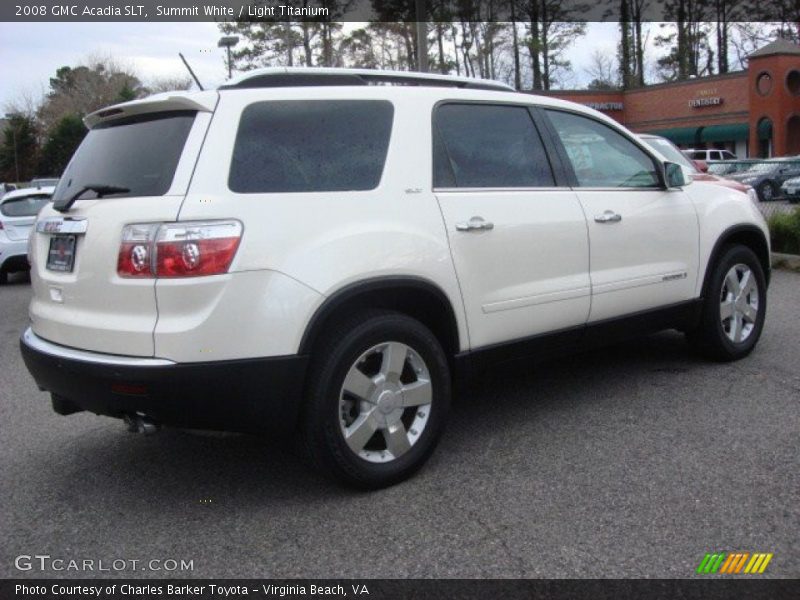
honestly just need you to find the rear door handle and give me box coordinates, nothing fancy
[456,216,494,232]
[594,210,622,223]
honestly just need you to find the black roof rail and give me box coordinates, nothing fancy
[219,70,515,92]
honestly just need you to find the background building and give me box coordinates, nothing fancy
[542,39,800,159]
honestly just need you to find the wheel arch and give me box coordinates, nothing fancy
[701,224,771,299]
[298,276,462,360]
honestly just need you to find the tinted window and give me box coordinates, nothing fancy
[0,194,51,217]
[53,111,195,203]
[546,110,659,188]
[434,104,554,188]
[229,100,393,193]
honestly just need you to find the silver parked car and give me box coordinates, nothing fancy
[781,176,800,204]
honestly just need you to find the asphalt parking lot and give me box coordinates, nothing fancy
[1,270,798,579]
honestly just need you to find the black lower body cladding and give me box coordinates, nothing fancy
[20,332,309,435]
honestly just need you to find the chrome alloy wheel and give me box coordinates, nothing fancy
[338,341,433,464]
[720,263,759,343]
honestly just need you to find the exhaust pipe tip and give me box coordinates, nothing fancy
[124,413,160,435]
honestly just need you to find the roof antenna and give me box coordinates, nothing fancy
[179,52,204,91]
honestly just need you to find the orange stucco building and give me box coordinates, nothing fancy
[540,39,800,158]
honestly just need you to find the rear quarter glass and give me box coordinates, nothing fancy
[228,100,394,194]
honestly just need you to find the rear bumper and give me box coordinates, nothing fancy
[0,239,28,272]
[20,327,309,435]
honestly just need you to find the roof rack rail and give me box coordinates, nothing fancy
[218,67,516,93]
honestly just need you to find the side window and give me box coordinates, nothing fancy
[229,100,394,193]
[545,110,660,188]
[434,103,555,188]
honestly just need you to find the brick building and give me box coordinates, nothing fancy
[541,39,800,158]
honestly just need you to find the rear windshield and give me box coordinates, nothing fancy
[52,111,196,203]
[1,194,51,217]
[229,100,394,193]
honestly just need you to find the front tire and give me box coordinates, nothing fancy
[301,310,451,489]
[687,244,767,361]
[757,180,776,202]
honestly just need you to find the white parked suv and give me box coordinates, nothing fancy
[0,186,54,283]
[20,68,770,488]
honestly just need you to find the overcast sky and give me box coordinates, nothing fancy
[0,22,635,110]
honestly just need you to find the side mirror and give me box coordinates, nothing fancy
[664,162,687,188]
[694,160,709,173]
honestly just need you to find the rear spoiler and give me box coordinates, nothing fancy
[84,91,219,129]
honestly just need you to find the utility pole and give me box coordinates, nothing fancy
[4,114,21,182]
[11,128,19,182]
[218,35,240,80]
[415,0,428,72]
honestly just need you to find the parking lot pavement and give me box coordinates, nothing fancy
[1,270,798,579]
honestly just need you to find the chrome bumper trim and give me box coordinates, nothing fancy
[21,327,175,367]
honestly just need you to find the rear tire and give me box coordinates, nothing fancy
[687,244,766,361]
[0,271,7,285]
[301,310,451,489]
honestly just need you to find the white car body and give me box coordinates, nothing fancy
[19,68,771,485]
[0,186,54,280]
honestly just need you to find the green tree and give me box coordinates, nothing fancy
[37,114,87,177]
[39,59,145,133]
[0,115,38,182]
[517,0,587,90]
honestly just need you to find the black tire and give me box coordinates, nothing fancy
[757,180,776,202]
[301,310,451,489]
[687,244,767,361]
[0,271,7,285]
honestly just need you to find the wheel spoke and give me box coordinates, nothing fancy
[383,422,411,458]
[741,303,758,324]
[344,410,378,453]
[730,314,742,342]
[343,367,376,402]
[738,270,752,297]
[741,272,757,298]
[725,269,741,296]
[720,299,734,321]
[380,342,408,383]
[400,378,432,407]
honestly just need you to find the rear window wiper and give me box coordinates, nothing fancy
[54,184,130,213]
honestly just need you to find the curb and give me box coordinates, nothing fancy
[771,252,800,271]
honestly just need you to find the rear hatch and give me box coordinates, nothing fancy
[29,92,218,356]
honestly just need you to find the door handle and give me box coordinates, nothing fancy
[594,210,622,223]
[455,216,494,232]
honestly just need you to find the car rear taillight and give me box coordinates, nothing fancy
[0,221,4,230]
[118,220,242,278]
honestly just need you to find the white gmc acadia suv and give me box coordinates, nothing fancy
[20,68,770,488]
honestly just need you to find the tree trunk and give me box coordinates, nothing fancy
[634,6,645,86]
[436,22,446,74]
[620,0,632,88]
[452,25,461,75]
[541,14,550,89]
[677,1,689,79]
[285,22,293,66]
[511,3,521,90]
[530,6,542,90]
[302,22,312,66]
